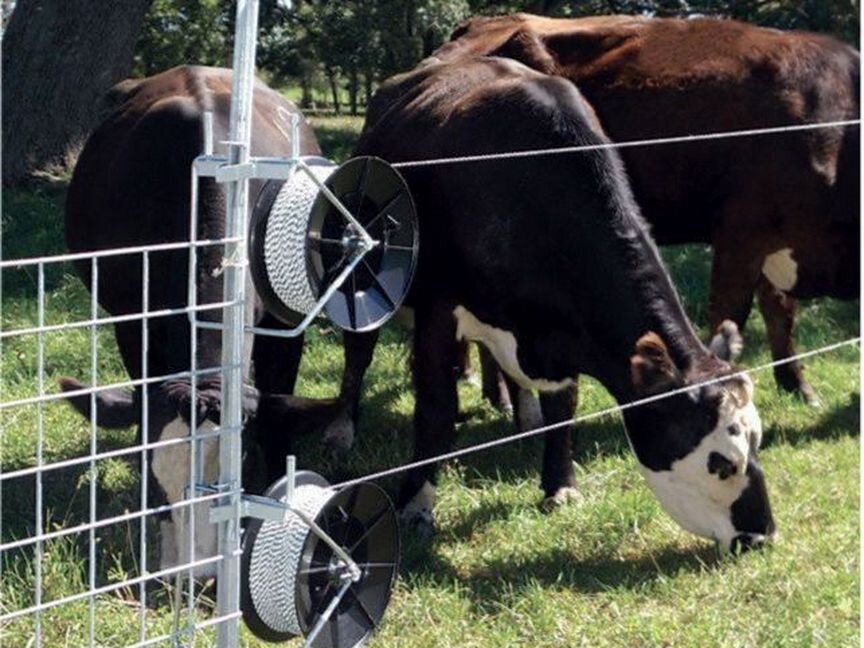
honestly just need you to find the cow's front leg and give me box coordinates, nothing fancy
[756,278,820,406]
[327,329,381,449]
[397,301,459,537]
[539,383,579,511]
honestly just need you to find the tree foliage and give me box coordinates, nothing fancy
[134,0,230,76]
[131,0,859,113]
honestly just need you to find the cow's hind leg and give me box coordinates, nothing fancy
[252,314,305,395]
[708,239,763,333]
[479,345,513,413]
[397,301,459,537]
[539,383,579,512]
[756,278,820,406]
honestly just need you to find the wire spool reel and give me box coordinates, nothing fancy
[241,470,399,647]
[249,156,419,332]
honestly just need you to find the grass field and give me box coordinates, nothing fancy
[0,115,859,647]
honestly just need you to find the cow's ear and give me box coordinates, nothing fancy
[630,333,682,396]
[709,320,743,362]
[59,377,139,428]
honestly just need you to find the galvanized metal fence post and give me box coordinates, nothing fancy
[217,0,261,646]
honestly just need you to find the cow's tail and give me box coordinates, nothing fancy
[58,377,139,429]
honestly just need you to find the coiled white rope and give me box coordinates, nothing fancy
[331,336,860,490]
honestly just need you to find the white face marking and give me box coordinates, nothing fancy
[637,379,763,549]
[453,306,573,392]
[323,412,355,450]
[762,248,798,292]
[159,520,178,571]
[152,417,220,578]
[402,481,436,519]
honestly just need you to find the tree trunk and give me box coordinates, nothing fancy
[348,67,358,116]
[300,72,312,109]
[364,72,374,107]
[2,0,153,185]
[326,68,340,114]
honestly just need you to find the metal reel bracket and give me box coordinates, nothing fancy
[189,111,392,340]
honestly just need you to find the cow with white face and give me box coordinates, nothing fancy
[61,66,345,579]
[626,330,773,551]
[59,377,342,577]
[346,56,775,551]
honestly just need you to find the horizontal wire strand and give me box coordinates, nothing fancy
[391,119,860,169]
[0,237,240,270]
[0,300,236,341]
[0,554,229,623]
[331,336,860,490]
[0,424,238,484]
[0,365,234,411]
[0,490,227,553]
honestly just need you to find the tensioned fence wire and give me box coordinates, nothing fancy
[0,116,859,645]
[389,119,860,168]
[331,336,861,491]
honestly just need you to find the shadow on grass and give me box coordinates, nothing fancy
[401,536,722,613]
[762,391,860,449]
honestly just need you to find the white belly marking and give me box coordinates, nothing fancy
[762,248,798,292]
[453,306,572,392]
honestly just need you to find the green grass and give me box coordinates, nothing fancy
[0,115,859,647]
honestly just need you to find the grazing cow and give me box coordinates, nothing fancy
[61,66,342,577]
[349,56,775,551]
[432,13,860,406]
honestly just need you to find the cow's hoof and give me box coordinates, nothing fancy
[798,383,822,408]
[323,413,355,450]
[398,508,435,540]
[462,370,482,388]
[517,389,543,432]
[539,486,582,513]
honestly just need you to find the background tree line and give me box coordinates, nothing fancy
[133,0,861,115]
[3,0,859,184]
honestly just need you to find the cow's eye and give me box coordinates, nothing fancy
[728,424,741,436]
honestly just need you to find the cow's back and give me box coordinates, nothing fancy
[435,16,859,296]
[65,65,319,376]
[437,16,859,228]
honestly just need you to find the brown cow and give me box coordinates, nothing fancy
[432,14,860,405]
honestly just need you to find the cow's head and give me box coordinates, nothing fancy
[58,376,342,578]
[624,322,775,552]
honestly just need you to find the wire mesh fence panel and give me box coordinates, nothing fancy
[0,236,246,648]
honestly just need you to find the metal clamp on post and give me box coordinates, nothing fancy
[188,109,419,340]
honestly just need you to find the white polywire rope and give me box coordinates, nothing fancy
[330,336,861,490]
[390,119,860,169]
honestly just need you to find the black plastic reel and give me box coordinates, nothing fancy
[249,156,418,332]
[241,472,399,647]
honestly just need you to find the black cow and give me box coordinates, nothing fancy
[61,66,341,577]
[346,56,774,551]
